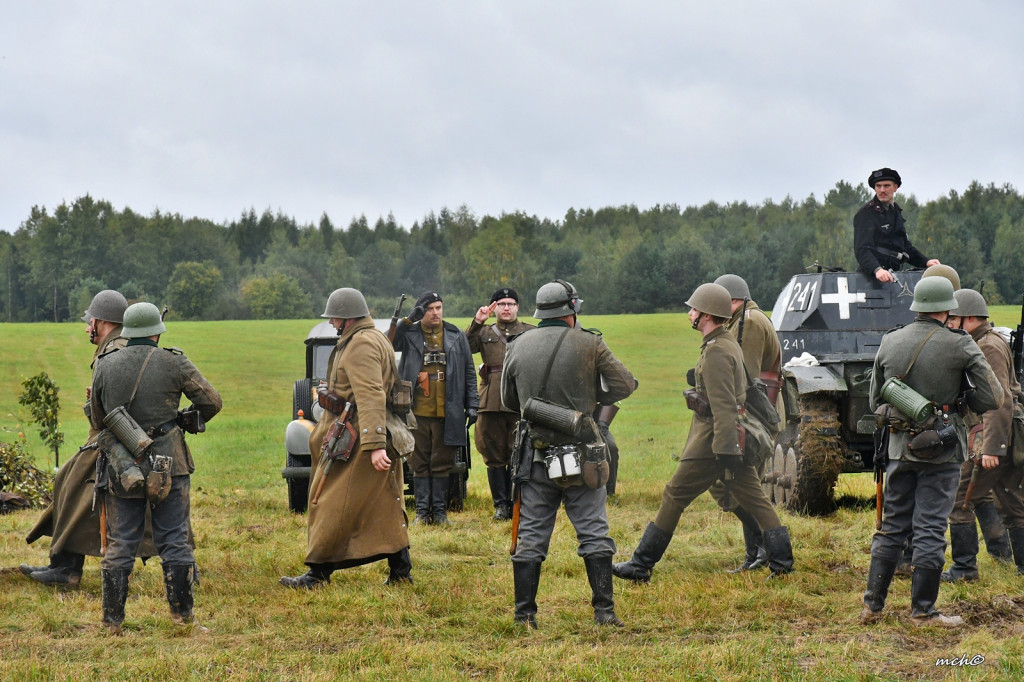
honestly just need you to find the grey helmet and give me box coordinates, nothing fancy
[713,274,750,301]
[686,283,733,318]
[82,289,128,323]
[921,263,961,291]
[909,277,956,313]
[950,288,989,318]
[121,302,166,338]
[322,287,370,319]
[534,280,582,319]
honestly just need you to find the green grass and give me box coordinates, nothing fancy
[2,311,1024,679]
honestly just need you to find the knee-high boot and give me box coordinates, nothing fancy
[430,476,450,525]
[860,556,898,623]
[513,561,542,628]
[487,466,512,521]
[763,526,794,576]
[727,507,767,572]
[941,523,979,582]
[584,556,623,626]
[910,567,963,627]
[975,501,1012,562]
[101,568,131,634]
[612,522,673,583]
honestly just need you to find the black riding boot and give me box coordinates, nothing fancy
[975,501,1012,562]
[164,563,206,630]
[279,564,332,589]
[384,548,413,585]
[910,567,963,627]
[28,551,85,587]
[727,507,767,573]
[584,556,623,626]
[487,466,512,521]
[940,523,979,582]
[860,556,898,623]
[513,561,541,628]
[412,477,431,525]
[101,568,131,634]
[1008,527,1024,574]
[763,526,795,576]
[430,476,450,525]
[612,522,673,583]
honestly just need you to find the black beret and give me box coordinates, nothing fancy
[868,167,902,188]
[415,291,442,308]
[490,287,519,304]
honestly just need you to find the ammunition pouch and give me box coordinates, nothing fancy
[390,380,413,416]
[317,387,345,414]
[176,407,206,434]
[684,389,712,419]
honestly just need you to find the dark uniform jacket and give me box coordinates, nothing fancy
[869,316,1001,464]
[90,340,222,477]
[683,325,745,459]
[393,319,478,446]
[965,321,1020,458]
[854,197,929,275]
[466,318,535,413]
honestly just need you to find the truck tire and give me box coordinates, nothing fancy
[293,379,313,421]
[284,453,311,513]
[777,395,844,515]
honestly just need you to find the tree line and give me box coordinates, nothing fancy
[1,179,1023,323]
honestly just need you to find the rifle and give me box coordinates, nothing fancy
[509,419,528,556]
[736,297,749,347]
[387,294,408,343]
[1010,294,1024,384]
[872,423,890,530]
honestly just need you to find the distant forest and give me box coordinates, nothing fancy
[2,180,1023,322]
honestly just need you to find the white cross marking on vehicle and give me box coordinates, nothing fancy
[820,276,865,319]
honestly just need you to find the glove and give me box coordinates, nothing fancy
[467,408,478,426]
[408,305,425,323]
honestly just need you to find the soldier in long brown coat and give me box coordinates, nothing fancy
[466,287,534,521]
[281,288,413,589]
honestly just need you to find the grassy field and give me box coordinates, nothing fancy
[2,310,1024,680]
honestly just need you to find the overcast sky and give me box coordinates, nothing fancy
[2,1,1022,234]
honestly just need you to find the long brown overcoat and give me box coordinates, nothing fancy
[305,317,409,566]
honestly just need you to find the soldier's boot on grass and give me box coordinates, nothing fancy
[612,522,673,584]
[29,551,85,588]
[412,477,432,525]
[910,567,963,628]
[512,560,541,629]
[384,548,413,585]
[279,564,331,589]
[859,556,898,624]
[430,476,451,525]
[940,523,979,583]
[101,568,131,635]
[584,555,623,627]
[763,526,795,577]
[727,507,767,573]
[975,501,1012,562]
[164,564,208,633]
[487,466,512,521]
[1008,527,1024,575]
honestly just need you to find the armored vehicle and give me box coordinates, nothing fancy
[763,267,923,515]
[282,320,469,513]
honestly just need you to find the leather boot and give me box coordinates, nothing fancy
[727,507,767,573]
[584,556,623,627]
[1008,527,1024,574]
[164,564,207,631]
[975,501,1012,563]
[279,564,331,589]
[19,563,48,577]
[910,567,963,627]
[860,556,898,623]
[940,523,979,582]
[101,568,131,635]
[487,466,512,521]
[763,526,795,576]
[384,548,413,585]
[29,551,85,588]
[513,560,541,628]
[412,477,431,525]
[612,522,673,583]
[430,476,450,525]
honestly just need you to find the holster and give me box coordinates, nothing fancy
[417,371,430,397]
[684,389,712,419]
[322,415,358,462]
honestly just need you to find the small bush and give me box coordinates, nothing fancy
[0,435,53,507]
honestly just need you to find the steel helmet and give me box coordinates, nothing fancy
[921,264,961,291]
[950,288,989,318]
[322,288,370,319]
[81,289,128,323]
[909,277,956,313]
[534,280,582,319]
[685,283,733,318]
[121,302,166,338]
[713,274,750,300]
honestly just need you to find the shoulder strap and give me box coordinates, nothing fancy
[900,327,942,380]
[536,328,571,400]
[126,347,158,409]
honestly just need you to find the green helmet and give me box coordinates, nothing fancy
[534,280,582,319]
[121,302,166,338]
[713,274,750,300]
[909,277,956,313]
[950,288,988,318]
[82,289,128,323]
[322,287,369,319]
[921,263,961,291]
[685,283,733,318]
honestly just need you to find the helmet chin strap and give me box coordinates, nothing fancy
[691,312,702,331]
